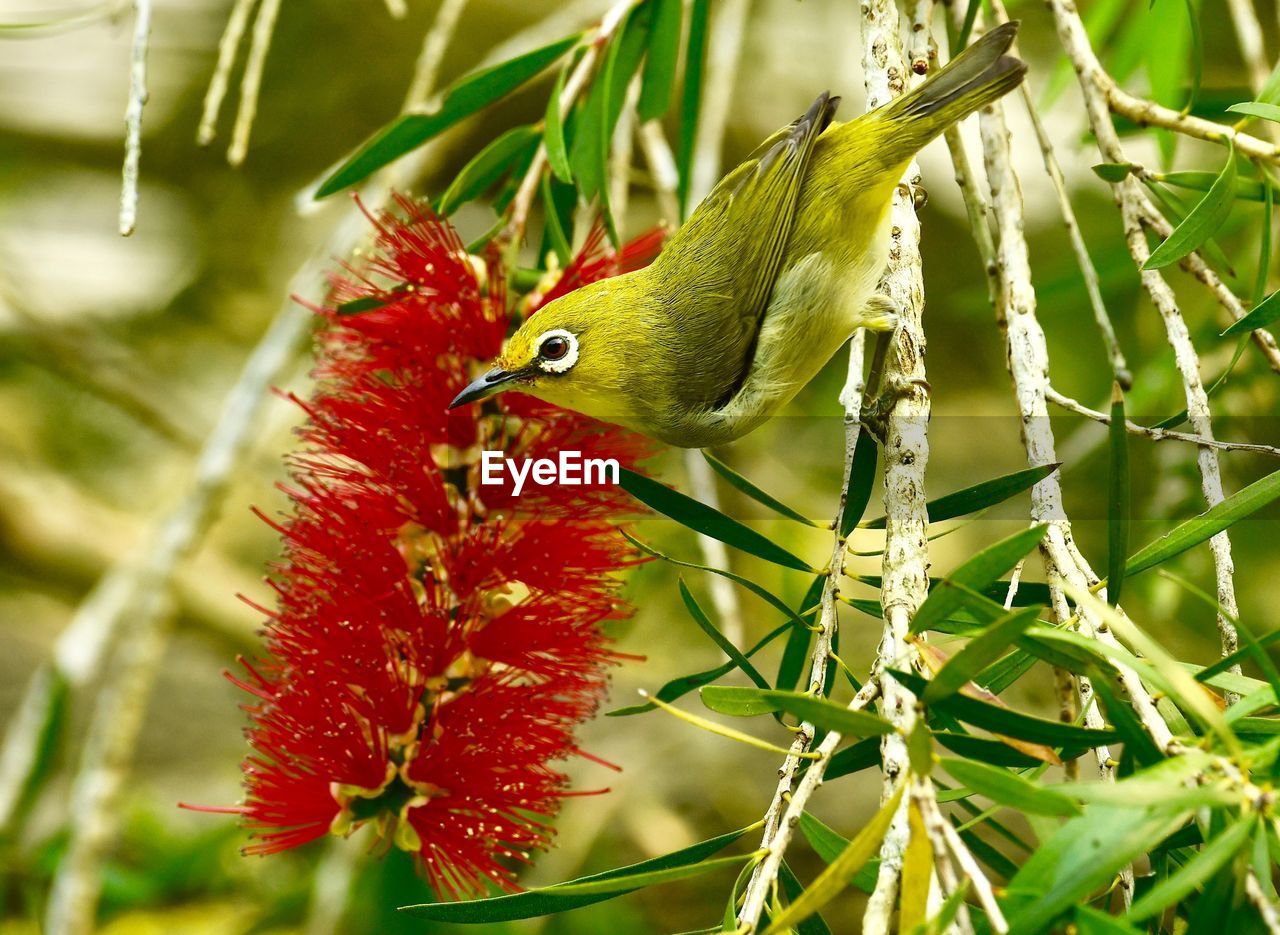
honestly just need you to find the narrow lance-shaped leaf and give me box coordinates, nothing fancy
[941,757,1080,817]
[435,125,540,216]
[1227,100,1280,123]
[862,463,1059,529]
[840,427,878,537]
[899,802,932,934]
[910,525,1048,634]
[924,605,1043,703]
[699,686,895,737]
[1222,288,1280,336]
[607,620,792,717]
[1255,172,1273,306]
[637,0,682,121]
[619,468,815,571]
[678,579,772,691]
[1142,141,1237,270]
[1003,805,1192,935]
[777,575,824,691]
[761,786,904,935]
[703,451,823,527]
[891,669,1118,746]
[1107,382,1130,606]
[400,824,751,922]
[620,530,810,627]
[1126,814,1258,921]
[1125,467,1280,576]
[798,811,880,892]
[544,61,574,183]
[317,33,580,197]
[677,0,710,218]
[1151,170,1271,202]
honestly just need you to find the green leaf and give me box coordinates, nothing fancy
[891,670,1118,746]
[863,464,1059,530]
[1093,162,1136,182]
[824,737,882,781]
[317,33,580,197]
[1125,468,1280,576]
[910,525,1048,634]
[778,861,834,935]
[1075,905,1144,934]
[941,757,1080,817]
[676,0,710,217]
[1107,384,1130,606]
[1222,287,1280,336]
[1152,170,1270,202]
[1143,142,1237,270]
[544,61,574,183]
[678,579,772,691]
[547,853,750,896]
[777,576,824,691]
[1256,172,1273,306]
[703,451,823,527]
[933,731,1045,768]
[606,620,791,717]
[637,0,682,121]
[619,468,814,571]
[620,530,810,628]
[699,686,895,737]
[1127,815,1257,921]
[762,787,903,934]
[913,881,970,935]
[540,174,574,266]
[924,606,1043,703]
[1004,805,1192,935]
[840,428,878,537]
[401,825,750,921]
[1228,101,1280,123]
[436,125,540,216]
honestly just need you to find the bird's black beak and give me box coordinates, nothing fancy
[448,367,523,409]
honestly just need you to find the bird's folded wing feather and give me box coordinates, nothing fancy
[663,92,839,409]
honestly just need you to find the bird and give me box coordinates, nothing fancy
[450,23,1027,448]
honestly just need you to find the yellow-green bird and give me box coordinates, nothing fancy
[450,24,1026,448]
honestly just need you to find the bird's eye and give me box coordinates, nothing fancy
[533,329,579,374]
[539,336,569,360]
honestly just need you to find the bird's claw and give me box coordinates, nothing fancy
[861,376,931,443]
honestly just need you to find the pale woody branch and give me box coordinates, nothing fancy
[860,0,939,930]
[1045,386,1280,460]
[1045,0,1242,671]
[117,0,151,236]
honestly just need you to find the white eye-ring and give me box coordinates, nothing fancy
[535,329,579,374]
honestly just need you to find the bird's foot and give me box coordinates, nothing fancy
[861,376,931,443]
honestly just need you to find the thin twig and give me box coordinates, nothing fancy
[1045,386,1280,459]
[382,0,407,19]
[736,333,870,931]
[737,681,881,932]
[227,0,282,167]
[1247,867,1280,935]
[403,0,470,111]
[912,776,977,934]
[637,120,681,223]
[117,0,151,236]
[1046,0,1242,672]
[197,0,255,146]
[499,0,636,247]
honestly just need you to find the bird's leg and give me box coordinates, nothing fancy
[859,301,929,444]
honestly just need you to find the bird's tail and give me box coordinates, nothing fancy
[868,21,1026,164]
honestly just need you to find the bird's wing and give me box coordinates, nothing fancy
[664,92,840,409]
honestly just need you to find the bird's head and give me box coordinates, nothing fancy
[448,276,646,422]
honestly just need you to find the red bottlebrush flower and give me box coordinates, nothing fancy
[200,195,659,899]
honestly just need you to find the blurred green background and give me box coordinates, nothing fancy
[1,0,1278,932]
